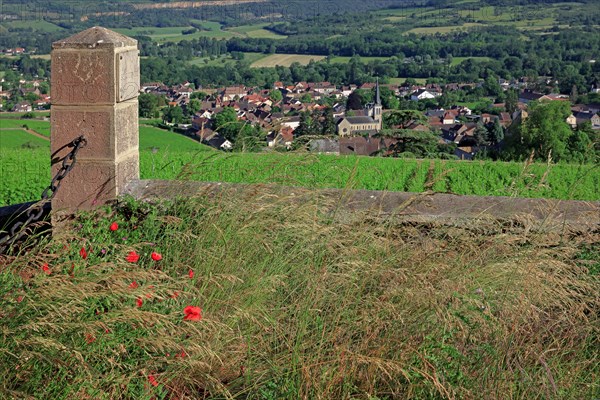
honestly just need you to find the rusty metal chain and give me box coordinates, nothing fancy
[0,136,87,253]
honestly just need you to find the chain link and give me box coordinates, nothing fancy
[0,136,87,253]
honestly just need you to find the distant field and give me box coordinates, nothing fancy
[251,54,327,68]
[328,56,393,64]
[227,23,287,40]
[0,129,48,149]
[1,20,63,32]
[114,22,241,42]
[189,52,267,67]
[0,119,51,137]
[138,126,212,153]
[406,23,485,35]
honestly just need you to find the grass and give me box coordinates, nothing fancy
[250,54,327,68]
[188,52,267,67]
[0,119,51,137]
[405,23,485,35]
[227,23,287,40]
[0,187,598,398]
[0,129,48,149]
[138,126,212,153]
[1,20,63,32]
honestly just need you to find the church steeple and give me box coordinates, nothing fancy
[374,77,382,130]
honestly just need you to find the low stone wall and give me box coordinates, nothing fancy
[124,180,600,233]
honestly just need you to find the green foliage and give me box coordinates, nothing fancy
[506,100,575,162]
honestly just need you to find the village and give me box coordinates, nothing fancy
[1,50,599,159]
[140,78,600,159]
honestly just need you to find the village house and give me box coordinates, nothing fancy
[11,101,32,113]
[410,89,440,101]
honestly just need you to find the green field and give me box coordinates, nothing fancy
[405,23,485,35]
[251,54,327,68]
[189,52,267,67]
[227,23,287,40]
[138,126,212,153]
[0,119,51,137]
[0,20,63,32]
[0,129,49,149]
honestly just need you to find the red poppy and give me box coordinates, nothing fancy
[148,375,159,387]
[170,291,180,299]
[188,269,194,279]
[183,306,202,321]
[129,281,139,289]
[126,251,140,263]
[41,263,51,275]
[110,222,119,231]
[85,333,96,344]
[16,295,24,303]
[151,251,162,261]
[136,298,143,307]
[145,293,152,299]
[177,350,186,358]
[79,247,88,260]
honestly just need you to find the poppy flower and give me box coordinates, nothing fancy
[183,306,202,321]
[85,333,96,344]
[188,269,194,279]
[148,375,159,387]
[126,251,140,263]
[136,298,143,307]
[109,222,118,231]
[145,293,152,299]
[170,291,180,299]
[151,252,162,261]
[129,281,139,289]
[79,247,88,260]
[41,263,51,275]
[16,295,24,303]
[177,350,186,358]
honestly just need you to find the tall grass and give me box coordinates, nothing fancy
[1,189,598,399]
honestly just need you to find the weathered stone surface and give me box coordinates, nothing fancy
[53,26,137,50]
[116,153,140,194]
[118,49,140,102]
[51,27,139,213]
[51,107,114,159]
[51,50,115,105]
[115,100,139,155]
[124,180,600,233]
[52,161,116,211]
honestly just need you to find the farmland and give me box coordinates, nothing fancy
[2,113,600,206]
[250,54,327,68]
[0,119,51,137]
[2,123,598,206]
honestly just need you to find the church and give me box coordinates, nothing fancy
[337,79,383,137]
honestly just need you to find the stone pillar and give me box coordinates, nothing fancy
[51,26,139,212]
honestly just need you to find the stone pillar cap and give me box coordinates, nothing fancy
[52,26,137,50]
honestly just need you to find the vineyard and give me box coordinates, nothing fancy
[1,122,599,206]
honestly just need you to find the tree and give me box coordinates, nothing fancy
[213,107,242,141]
[474,122,490,146]
[162,105,184,124]
[269,89,283,103]
[510,100,573,162]
[346,91,363,110]
[139,93,159,118]
[383,110,426,129]
[186,98,201,116]
[505,89,518,115]
[488,118,505,146]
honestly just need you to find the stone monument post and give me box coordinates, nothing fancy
[51,26,140,212]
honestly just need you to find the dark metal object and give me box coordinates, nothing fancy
[0,135,87,253]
